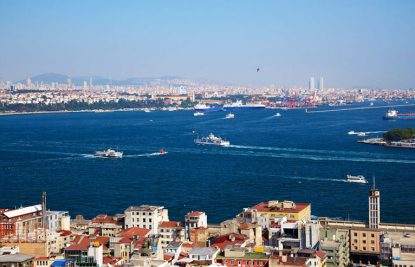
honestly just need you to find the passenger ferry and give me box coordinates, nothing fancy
[346,175,368,184]
[94,149,123,158]
[194,133,230,147]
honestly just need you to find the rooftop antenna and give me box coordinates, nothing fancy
[372,174,376,190]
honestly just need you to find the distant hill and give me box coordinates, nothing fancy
[17,73,186,86]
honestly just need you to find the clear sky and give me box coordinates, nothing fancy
[0,0,414,88]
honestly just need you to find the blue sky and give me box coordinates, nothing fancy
[0,0,414,88]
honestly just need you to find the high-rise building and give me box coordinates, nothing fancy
[89,77,93,91]
[309,77,315,90]
[318,77,324,90]
[83,81,88,94]
[368,176,380,229]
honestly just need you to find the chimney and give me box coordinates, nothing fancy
[42,192,47,229]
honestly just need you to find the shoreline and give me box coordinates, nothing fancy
[358,138,415,149]
[0,107,193,116]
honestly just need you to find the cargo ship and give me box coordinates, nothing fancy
[223,100,265,110]
[194,103,223,112]
[383,109,415,120]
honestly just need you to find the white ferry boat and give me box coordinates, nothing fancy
[194,133,230,147]
[194,111,204,116]
[94,148,123,158]
[346,175,368,184]
[225,113,234,119]
[275,112,281,117]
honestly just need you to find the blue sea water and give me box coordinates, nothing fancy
[0,102,414,224]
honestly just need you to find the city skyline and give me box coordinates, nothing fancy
[0,0,414,88]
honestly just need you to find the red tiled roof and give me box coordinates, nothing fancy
[186,211,204,217]
[159,221,182,228]
[119,227,150,238]
[65,243,89,251]
[164,255,173,261]
[213,234,248,251]
[252,202,310,213]
[92,214,117,224]
[103,256,121,265]
[59,230,72,236]
[119,237,132,244]
[315,251,326,259]
[35,257,49,260]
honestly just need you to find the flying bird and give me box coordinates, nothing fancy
[256,67,260,72]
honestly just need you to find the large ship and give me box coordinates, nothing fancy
[223,100,266,110]
[346,175,368,184]
[194,133,230,147]
[94,148,123,158]
[194,103,223,112]
[383,109,415,120]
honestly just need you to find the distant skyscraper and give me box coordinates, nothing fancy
[89,77,93,91]
[27,77,32,89]
[309,77,315,90]
[67,77,72,89]
[368,176,380,229]
[318,77,324,90]
[83,81,88,94]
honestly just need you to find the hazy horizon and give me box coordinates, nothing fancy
[1,0,414,88]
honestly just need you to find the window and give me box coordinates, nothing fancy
[354,232,357,236]
[362,233,366,237]
[363,246,366,251]
[149,218,152,222]
[371,233,375,237]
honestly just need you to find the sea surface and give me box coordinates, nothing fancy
[1,101,415,224]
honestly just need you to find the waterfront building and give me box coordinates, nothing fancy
[46,211,70,232]
[0,253,34,267]
[369,181,381,229]
[0,205,43,238]
[188,247,219,265]
[220,219,263,247]
[87,214,122,237]
[251,200,311,222]
[184,211,207,241]
[158,221,184,247]
[124,205,169,235]
[215,247,269,267]
[380,231,415,267]
[349,227,381,264]
[319,228,350,267]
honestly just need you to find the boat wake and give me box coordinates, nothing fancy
[123,152,168,158]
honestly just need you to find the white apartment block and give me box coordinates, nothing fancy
[124,205,168,235]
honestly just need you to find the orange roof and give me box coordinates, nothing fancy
[252,202,310,213]
[160,221,182,228]
[164,255,173,261]
[92,214,117,224]
[186,211,204,217]
[119,227,150,238]
[65,243,88,251]
[35,257,49,260]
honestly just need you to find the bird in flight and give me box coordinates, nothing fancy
[256,67,260,72]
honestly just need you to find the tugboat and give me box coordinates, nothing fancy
[194,133,230,147]
[225,113,235,119]
[346,175,368,184]
[94,148,123,158]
